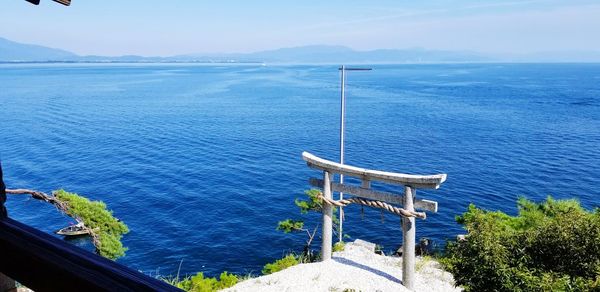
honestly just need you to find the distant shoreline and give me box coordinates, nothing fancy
[0,60,264,64]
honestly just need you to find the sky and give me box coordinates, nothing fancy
[1,0,599,56]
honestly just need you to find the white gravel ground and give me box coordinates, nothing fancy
[224,240,461,292]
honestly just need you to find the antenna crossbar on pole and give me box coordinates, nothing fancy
[338,68,372,71]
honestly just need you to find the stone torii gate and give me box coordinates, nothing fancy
[302,151,447,291]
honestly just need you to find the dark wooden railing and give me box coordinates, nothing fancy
[0,218,183,291]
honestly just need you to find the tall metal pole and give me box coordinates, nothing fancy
[337,66,371,243]
[338,66,346,243]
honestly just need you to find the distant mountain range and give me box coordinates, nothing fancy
[1,37,599,63]
[0,37,77,61]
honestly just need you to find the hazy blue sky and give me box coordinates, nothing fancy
[1,0,599,56]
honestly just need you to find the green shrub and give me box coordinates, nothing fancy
[295,189,324,214]
[162,275,193,291]
[262,254,299,275]
[333,241,346,252]
[277,189,341,264]
[442,197,600,292]
[167,271,238,292]
[54,189,129,259]
[276,219,304,233]
[215,272,238,290]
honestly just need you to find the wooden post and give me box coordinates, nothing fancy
[402,186,416,290]
[321,171,333,261]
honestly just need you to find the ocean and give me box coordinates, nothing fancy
[1,63,599,277]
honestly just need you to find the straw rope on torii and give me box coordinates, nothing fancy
[316,191,426,219]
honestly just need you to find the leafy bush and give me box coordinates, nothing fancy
[54,189,129,259]
[276,219,304,233]
[167,271,238,292]
[280,189,339,230]
[295,189,324,214]
[442,197,600,292]
[262,254,299,275]
[333,241,346,252]
[215,272,238,290]
[276,189,342,263]
[162,275,193,291]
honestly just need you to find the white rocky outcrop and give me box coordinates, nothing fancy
[224,240,461,292]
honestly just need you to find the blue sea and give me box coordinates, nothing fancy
[1,63,599,277]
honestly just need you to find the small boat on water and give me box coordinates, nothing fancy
[55,222,90,236]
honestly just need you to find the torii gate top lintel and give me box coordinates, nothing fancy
[302,151,447,189]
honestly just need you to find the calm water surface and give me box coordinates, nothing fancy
[1,63,599,276]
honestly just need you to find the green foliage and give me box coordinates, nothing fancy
[295,189,324,214]
[277,189,342,264]
[442,197,600,292]
[162,275,193,291]
[333,241,346,252]
[216,272,238,290]
[276,219,304,233]
[416,255,434,272]
[294,189,340,227]
[279,188,339,235]
[54,189,129,260]
[262,254,299,275]
[189,273,217,292]
[166,272,238,292]
[298,250,319,264]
